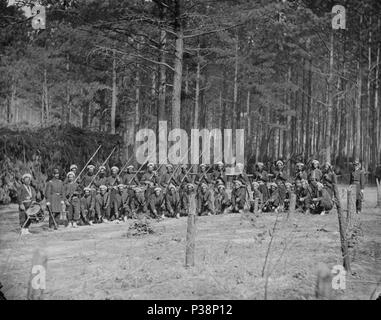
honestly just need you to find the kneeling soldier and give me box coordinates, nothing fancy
[214,183,230,215]
[149,187,165,219]
[113,184,132,222]
[165,184,181,218]
[95,185,110,223]
[197,183,214,216]
[311,182,333,215]
[180,183,195,216]
[132,187,148,217]
[296,179,312,214]
[80,187,95,225]
[262,183,281,212]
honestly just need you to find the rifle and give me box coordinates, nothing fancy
[74,145,102,184]
[87,147,117,188]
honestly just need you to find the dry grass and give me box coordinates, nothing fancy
[0,186,380,300]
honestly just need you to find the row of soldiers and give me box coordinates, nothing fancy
[17,159,365,235]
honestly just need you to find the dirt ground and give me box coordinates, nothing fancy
[0,186,380,300]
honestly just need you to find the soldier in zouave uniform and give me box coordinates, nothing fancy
[195,164,212,193]
[45,168,64,229]
[165,184,181,218]
[80,187,95,225]
[148,187,165,219]
[296,179,312,214]
[140,162,159,200]
[64,164,78,184]
[322,162,340,207]
[311,182,334,215]
[113,184,132,222]
[180,183,195,216]
[214,183,230,215]
[18,173,38,235]
[294,162,308,182]
[350,160,365,214]
[160,164,176,189]
[132,187,148,217]
[262,183,281,213]
[254,162,269,201]
[231,179,246,213]
[272,160,288,206]
[106,166,122,221]
[63,171,81,228]
[283,182,293,211]
[94,166,108,189]
[308,160,322,191]
[81,164,96,189]
[177,164,191,197]
[250,181,263,213]
[197,183,214,216]
[235,163,250,186]
[123,165,139,187]
[212,161,227,186]
[95,185,110,223]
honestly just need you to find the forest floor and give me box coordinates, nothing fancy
[0,186,380,300]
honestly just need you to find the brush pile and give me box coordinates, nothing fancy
[126,220,155,237]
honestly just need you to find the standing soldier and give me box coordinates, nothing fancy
[294,162,308,182]
[123,165,139,187]
[273,160,288,206]
[254,162,269,201]
[82,164,96,188]
[195,164,212,194]
[197,183,214,216]
[113,184,132,222]
[95,185,110,223]
[64,164,78,184]
[165,184,181,218]
[212,161,227,186]
[106,166,122,221]
[350,160,365,214]
[322,162,340,202]
[308,160,322,188]
[94,166,108,189]
[18,173,39,235]
[214,183,230,215]
[148,186,165,219]
[63,172,81,228]
[140,163,159,200]
[160,164,177,189]
[177,164,191,197]
[231,180,246,213]
[45,168,64,230]
[80,187,95,225]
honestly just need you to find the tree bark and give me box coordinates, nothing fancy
[194,42,201,129]
[171,0,184,130]
[326,32,334,163]
[110,49,117,134]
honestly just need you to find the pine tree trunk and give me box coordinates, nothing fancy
[158,29,167,123]
[232,31,239,148]
[194,42,201,129]
[354,16,363,161]
[375,18,380,165]
[326,32,334,163]
[110,49,117,134]
[171,0,183,130]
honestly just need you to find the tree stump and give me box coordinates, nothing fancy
[27,249,47,300]
[315,263,333,300]
[185,193,197,268]
[253,198,259,214]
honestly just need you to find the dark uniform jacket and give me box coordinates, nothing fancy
[212,170,227,185]
[197,189,213,213]
[195,171,212,186]
[63,182,81,203]
[294,170,308,182]
[350,169,365,199]
[95,192,110,210]
[45,178,64,212]
[94,174,108,188]
[123,172,139,186]
[114,190,131,212]
[82,173,96,188]
[17,184,37,209]
[165,191,180,214]
[80,194,95,213]
[149,193,165,213]
[308,168,322,183]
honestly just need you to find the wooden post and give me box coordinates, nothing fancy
[185,193,196,268]
[253,198,259,214]
[346,188,354,231]
[315,263,333,300]
[376,178,381,208]
[27,249,47,300]
[338,190,351,273]
[288,193,296,218]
